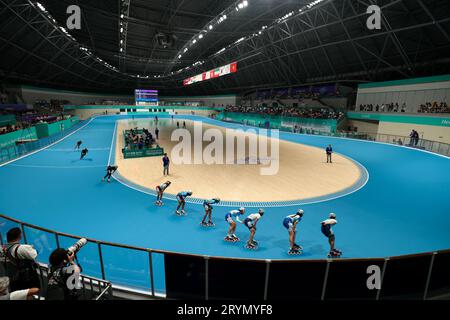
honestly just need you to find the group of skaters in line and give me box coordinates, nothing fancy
[76,134,341,257]
[155,181,342,257]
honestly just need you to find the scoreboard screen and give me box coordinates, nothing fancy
[135,89,159,106]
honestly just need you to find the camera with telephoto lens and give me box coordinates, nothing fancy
[67,238,87,255]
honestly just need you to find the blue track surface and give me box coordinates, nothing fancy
[1,114,449,293]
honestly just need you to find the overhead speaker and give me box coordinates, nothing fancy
[155,32,177,49]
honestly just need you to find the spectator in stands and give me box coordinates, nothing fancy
[224,105,343,120]
[46,248,81,300]
[1,227,40,291]
[409,129,420,146]
[418,101,449,113]
[0,277,39,300]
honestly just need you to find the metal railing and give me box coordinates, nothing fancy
[34,263,113,300]
[1,213,449,300]
[0,114,449,299]
[220,118,450,157]
[0,118,90,165]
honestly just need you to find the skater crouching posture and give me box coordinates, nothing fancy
[224,207,245,242]
[80,148,88,160]
[201,198,220,227]
[155,181,171,206]
[102,165,118,183]
[321,213,342,257]
[176,191,192,215]
[243,209,265,249]
[75,140,82,150]
[283,209,304,255]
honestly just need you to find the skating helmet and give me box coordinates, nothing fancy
[297,209,304,216]
[329,212,336,219]
[258,208,265,216]
[239,207,245,213]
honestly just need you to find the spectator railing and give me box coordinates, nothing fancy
[35,263,113,300]
[303,130,450,157]
[0,117,90,165]
[219,117,450,157]
[1,213,449,300]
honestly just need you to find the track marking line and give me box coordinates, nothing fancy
[109,115,370,207]
[107,122,118,166]
[44,148,110,152]
[8,164,105,169]
[0,117,97,168]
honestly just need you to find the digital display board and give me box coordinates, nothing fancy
[183,62,237,86]
[135,89,159,106]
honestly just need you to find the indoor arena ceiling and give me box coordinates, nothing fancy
[1,0,450,95]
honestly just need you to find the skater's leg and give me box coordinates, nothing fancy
[329,235,335,252]
[228,221,236,236]
[201,212,208,224]
[208,211,212,224]
[248,228,256,244]
[289,230,295,249]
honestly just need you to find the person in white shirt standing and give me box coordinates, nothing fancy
[321,213,342,258]
[243,209,265,249]
[1,227,40,291]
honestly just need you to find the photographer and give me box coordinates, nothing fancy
[1,227,40,291]
[0,277,39,300]
[46,240,85,300]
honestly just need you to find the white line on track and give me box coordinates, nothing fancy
[109,116,370,207]
[107,122,117,166]
[44,148,110,152]
[8,164,105,169]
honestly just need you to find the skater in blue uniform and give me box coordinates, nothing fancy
[243,209,264,249]
[283,209,304,255]
[155,181,171,206]
[321,213,341,257]
[200,198,220,227]
[224,207,245,241]
[176,191,192,215]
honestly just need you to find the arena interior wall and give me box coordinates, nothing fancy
[20,85,133,105]
[160,94,237,107]
[356,74,450,113]
[347,112,450,143]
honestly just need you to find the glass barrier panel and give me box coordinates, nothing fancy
[380,254,431,299]
[101,244,151,292]
[268,260,327,300]
[164,253,203,299]
[0,217,21,244]
[151,252,166,295]
[58,235,103,280]
[324,259,385,300]
[427,251,450,299]
[208,258,266,300]
[22,225,58,264]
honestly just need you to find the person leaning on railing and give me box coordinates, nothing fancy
[1,227,41,292]
[46,248,81,300]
